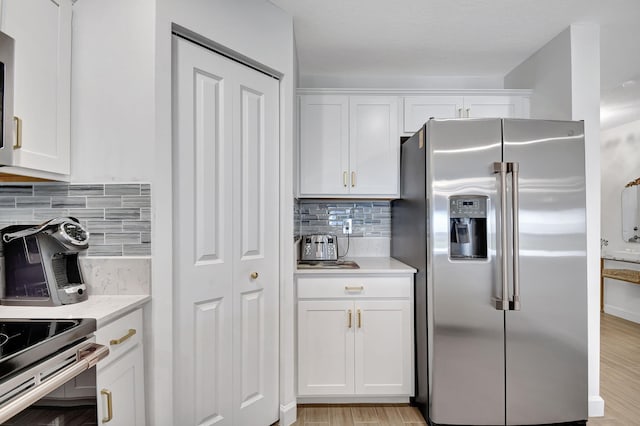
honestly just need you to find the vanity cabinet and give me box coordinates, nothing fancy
[297,275,413,397]
[95,308,146,426]
[298,95,399,198]
[402,94,529,134]
[0,0,72,178]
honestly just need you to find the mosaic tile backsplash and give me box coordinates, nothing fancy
[0,183,151,256]
[298,200,391,238]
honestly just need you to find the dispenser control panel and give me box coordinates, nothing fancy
[450,197,487,218]
[449,195,488,260]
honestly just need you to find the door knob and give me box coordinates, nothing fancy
[250,272,259,279]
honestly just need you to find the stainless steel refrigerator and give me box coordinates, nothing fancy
[391,118,588,426]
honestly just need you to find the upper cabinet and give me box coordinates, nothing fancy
[0,0,72,179]
[403,93,530,134]
[299,94,399,198]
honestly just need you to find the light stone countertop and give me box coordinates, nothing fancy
[0,295,150,327]
[602,254,640,265]
[295,257,416,275]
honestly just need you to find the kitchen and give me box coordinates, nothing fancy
[0,0,638,425]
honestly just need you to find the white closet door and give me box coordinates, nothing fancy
[172,35,279,426]
[231,55,279,426]
[173,36,235,425]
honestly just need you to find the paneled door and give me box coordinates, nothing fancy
[172,35,279,426]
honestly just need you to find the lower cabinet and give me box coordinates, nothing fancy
[95,309,145,425]
[297,276,413,397]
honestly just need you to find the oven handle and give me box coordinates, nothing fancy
[0,343,109,424]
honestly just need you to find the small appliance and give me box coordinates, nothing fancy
[300,234,338,261]
[1,217,89,306]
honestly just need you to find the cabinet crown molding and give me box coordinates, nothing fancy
[297,88,532,97]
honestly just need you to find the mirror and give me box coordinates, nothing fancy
[622,177,640,243]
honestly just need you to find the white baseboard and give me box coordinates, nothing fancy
[589,395,605,417]
[604,304,640,324]
[279,401,297,426]
[296,396,410,404]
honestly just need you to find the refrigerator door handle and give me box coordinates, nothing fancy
[509,161,521,311]
[493,161,509,311]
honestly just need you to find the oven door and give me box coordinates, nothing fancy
[0,340,108,425]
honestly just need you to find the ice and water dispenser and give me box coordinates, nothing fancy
[449,195,488,260]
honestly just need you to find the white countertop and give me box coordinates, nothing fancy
[602,252,640,264]
[0,295,151,327]
[295,257,416,275]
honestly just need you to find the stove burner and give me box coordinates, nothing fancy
[0,332,21,348]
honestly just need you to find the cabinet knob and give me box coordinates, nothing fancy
[250,272,259,280]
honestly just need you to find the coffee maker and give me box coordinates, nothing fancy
[1,217,89,306]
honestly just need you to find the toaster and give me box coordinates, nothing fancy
[300,234,338,261]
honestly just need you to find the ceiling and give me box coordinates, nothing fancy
[270,0,640,130]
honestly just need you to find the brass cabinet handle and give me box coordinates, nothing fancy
[347,309,352,328]
[345,286,364,292]
[250,272,259,279]
[343,171,348,187]
[351,171,356,187]
[457,108,462,118]
[101,389,113,423]
[357,309,362,328]
[110,329,136,345]
[465,108,470,118]
[13,116,22,149]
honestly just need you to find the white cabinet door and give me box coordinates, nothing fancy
[464,95,525,119]
[403,96,463,133]
[1,0,71,175]
[97,346,145,426]
[354,300,412,395]
[349,96,399,196]
[299,95,349,196]
[298,300,355,395]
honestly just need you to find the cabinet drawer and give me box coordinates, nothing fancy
[96,309,143,368]
[298,276,412,299]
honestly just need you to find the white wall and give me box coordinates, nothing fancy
[504,28,572,120]
[70,0,155,182]
[601,119,640,322]
[505,23,603,417]
[153,1,295,425]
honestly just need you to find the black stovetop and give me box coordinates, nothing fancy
[0,318,96,383]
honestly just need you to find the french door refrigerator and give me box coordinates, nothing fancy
[391,118,587,426]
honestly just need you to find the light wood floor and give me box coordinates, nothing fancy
[290,404,426,425]
[284,313,640,426]
[589,313,640,425]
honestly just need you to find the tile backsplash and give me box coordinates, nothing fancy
[297,200,391,238]
[0,183,151,256]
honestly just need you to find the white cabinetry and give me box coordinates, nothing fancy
[0,0,72,178]
[403,94,529,134]
[299,95,399,198]
[297,275,413,398]
[95,309,145,426]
